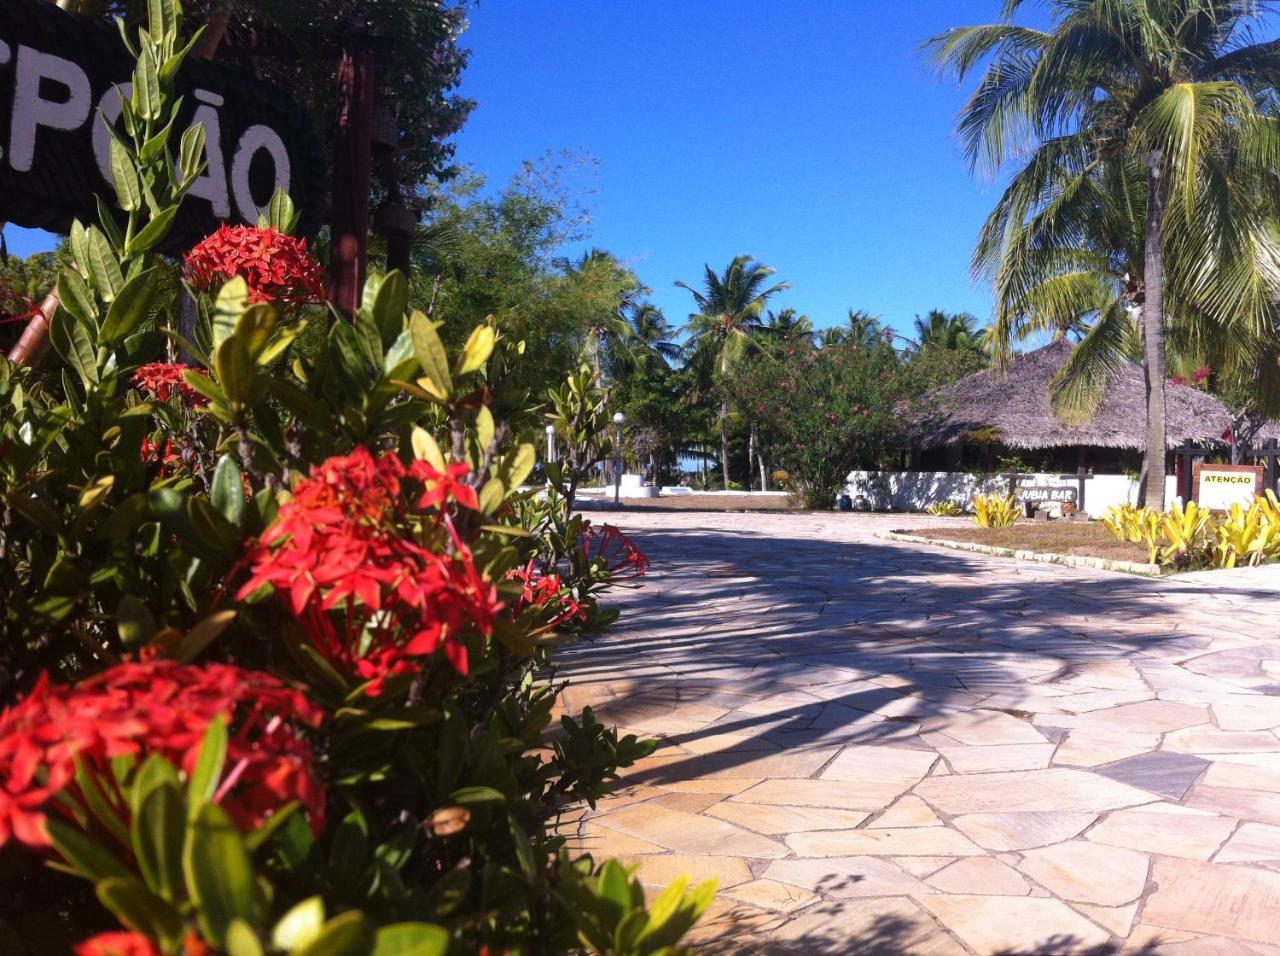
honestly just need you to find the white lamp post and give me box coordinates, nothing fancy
[544,423,556,464]
[613,411,625,506]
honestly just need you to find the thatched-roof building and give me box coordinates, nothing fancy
[908,340,1243,472]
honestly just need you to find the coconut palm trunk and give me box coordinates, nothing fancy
[719,397,730,489]
[1141,159,1168,509]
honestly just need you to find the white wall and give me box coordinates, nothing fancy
[845,470,1180,519]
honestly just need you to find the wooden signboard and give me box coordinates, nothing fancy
[1193,463,1263,512]
[0,0,324,248]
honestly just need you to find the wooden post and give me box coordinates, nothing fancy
[329,39,377,319]
[1175,441,1200,503]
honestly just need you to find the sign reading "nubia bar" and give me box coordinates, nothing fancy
[0,0,323,248]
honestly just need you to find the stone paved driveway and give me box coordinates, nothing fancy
[557,511,1280,955]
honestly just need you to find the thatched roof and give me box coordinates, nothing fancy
[910,340,1245,450]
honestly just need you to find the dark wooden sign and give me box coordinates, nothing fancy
[1193,463,1263,512]
[0,0,324,247]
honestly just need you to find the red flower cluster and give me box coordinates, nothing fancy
[76,932,161,956]
[184,225,327,306]
[507,561,586,630]
[140,435,181,475]
[238,448,501,692]
[584,523,649,579]
[132,363,209,408]
[1171,374,1187,386]
[1193,365,1212,384]
[0,662,325,849]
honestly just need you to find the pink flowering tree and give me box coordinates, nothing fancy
[730,339,903,508]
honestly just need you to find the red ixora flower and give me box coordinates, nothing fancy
[75,931,162,956]
[184,225,327,306]
[0,661,325,851]
[1192,365,1212,384]
[506,560,586,632]
[1170,374,1187,386]
[132,363,209,408]
[237,447,502,693]
[583,523,649,579]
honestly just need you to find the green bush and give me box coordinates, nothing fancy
[0,3,712,953]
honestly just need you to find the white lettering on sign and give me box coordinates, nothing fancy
[232,125,290,222]
[10,46,92,172]
[3,45,292,223]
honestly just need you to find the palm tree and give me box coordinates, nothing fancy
[929,0,1280,508]
[627,303,683,373]
[564,248,644,383]
[913,310,983,352]
[763,308,815,345]
[677,255,790,488]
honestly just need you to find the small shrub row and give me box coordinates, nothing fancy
[1102,494,1280,569]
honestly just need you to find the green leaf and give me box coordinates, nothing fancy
[271,896,325,952]
[226,920,266,956]
[448,786,505,805]
[100,268,158,343]
[175,610,237,664]
[109,138,143,212]
[45,818,131,882]
[457,324,495,376]
[187,716,227,815]
[138,115,176,165]
[127,205,179,256]
[371,923,450,956]
[147,0,177,38]
[133,47,162,121]
[409,311,452,399]
[97,876,184,946]
[501,443,536,490]
[179,123,208,186]
[293,913,374,956]
[84,227,124,301]
[56,270,96,327]
[213,336,257,409]
[211,455,245,526]
[131,754,181,817]
[367,270,408,341]
[116,594,156,647]
[410,427,446,471]
[132,781,185,899]
[212,277,250,350]
[184,803,265,946]
[50,307,99,388]
[265,188,300,233]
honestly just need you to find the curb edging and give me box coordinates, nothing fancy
[876,531,1167,578]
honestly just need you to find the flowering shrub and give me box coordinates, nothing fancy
[0,662,324,849]
[237,447,501,689]
[184,224,327,306]
[0,2,711,952]
[584,523,650,579]
[132,363,210,408]
[729,340,903,508]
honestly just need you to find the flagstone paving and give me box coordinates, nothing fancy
[556,511,1280,953]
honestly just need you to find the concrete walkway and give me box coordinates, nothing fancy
[558,511,1280,955]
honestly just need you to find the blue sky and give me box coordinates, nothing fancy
[5,0,1011,338]
[451,0,1015,336]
